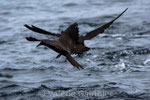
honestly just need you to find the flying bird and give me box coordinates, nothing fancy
[25,8,127,69]
[26,30,84,70]
[25,8,128,59]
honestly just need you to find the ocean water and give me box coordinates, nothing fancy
[0,0,150,100]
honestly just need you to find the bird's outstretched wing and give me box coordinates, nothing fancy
[62,22,79,42]
[24,24,61,37]
[66,53,84,70]
[80,8,128,41]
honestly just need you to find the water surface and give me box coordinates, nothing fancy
[0,0,150,100]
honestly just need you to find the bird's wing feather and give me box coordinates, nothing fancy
[24,24,61,37]
[61,22,79,41]
[80,8,128,41]
[66,53,84,70]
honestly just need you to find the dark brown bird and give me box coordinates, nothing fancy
[24,8,127,58]
[26,30,84,70]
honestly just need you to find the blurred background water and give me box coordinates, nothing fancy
[0,0,150,100]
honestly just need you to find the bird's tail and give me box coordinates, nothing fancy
[26,37,40,41]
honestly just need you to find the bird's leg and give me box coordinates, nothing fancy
[77,53,85,58]
[56,54,62,59]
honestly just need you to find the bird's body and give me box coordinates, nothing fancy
[26,31,84,69]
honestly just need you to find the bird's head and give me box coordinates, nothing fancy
[36,42,44,47]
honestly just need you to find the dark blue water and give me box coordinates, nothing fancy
[0,0,150,100]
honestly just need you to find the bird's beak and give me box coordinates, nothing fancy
[36,43,42,48]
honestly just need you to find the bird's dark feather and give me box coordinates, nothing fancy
[63,22,79,41]
[24,24,61,37]
[80,8,128,41]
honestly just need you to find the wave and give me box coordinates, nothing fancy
[0,84,149,100]
[0,84,20,89]
[0,66,57,72]
[104,47,150,59]
[0,41,6,45]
